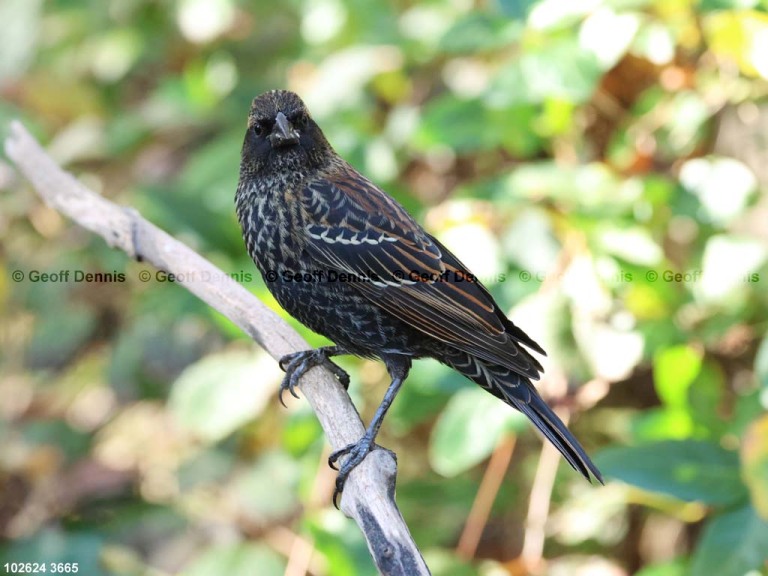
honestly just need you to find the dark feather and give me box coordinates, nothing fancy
[300,161,544,380]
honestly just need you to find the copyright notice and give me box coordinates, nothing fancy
[517,268,760,284]
[12,269,126,283]
[10,267,761,286]
[10,269,255,284]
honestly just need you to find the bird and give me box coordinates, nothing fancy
[235,89,603,506]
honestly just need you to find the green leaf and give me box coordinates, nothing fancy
[496,0,540,19]
[0,0,42,79]
[425,548,478,576]
[688,362,727,438]
[690,505,768,576]
[488,37,603,105]
[430,387,526,477]
[741,414,768,519]
[414,96,485,152]
[184,543,285,576]
[26,301,97,369]
[755,335,768,392]
[282,410,324,455]
[700,0,762,10]
[653,345,703,409]
[414,96,542,155]
[0,529,107,575]
[595,225,664,266]
[230,452,301,524]
[439,13,523,53]
[596,440,747,506]
[631,407,693,441]
[307,513,378,576]
[728,390,767,437]
[169,350,279,443]
[388,377,454,433]
[228,452,299,524]
[635,558,687,576]
[22,420,90,462]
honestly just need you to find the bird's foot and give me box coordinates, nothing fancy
[278,349,350,407]
[328,436,394,508]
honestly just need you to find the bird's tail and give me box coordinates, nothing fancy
[440,349,603,483]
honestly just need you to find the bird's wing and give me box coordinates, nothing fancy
[300,161,543,379]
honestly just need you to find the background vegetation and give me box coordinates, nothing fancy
[2,0,768,574]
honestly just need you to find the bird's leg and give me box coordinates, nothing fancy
[278,345,350,406]
[328,357,410,508]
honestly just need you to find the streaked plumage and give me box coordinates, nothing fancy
[236,90,602,505]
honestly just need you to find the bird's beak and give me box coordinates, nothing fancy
[270,112,300,148]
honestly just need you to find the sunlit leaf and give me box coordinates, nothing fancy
[528,0,603,30]
[579,8,641,69]
[632,408,694,441]
[488,38,603,105]
[741,414,768,519]
[0,0,42,80]
[655,91,711,159]
[679,157,757,225]
[430,387,526,477]
[653,345,702,409]
[704,10,768,79]
[632,21,676,65]
[439,12,522,52]
[594,226,664,266]
[282,410,324,455]
[501,162,641,212]
[230,451,301,523]
[698,235,767,303]
[169,350,280,443]
[634,559,688,576]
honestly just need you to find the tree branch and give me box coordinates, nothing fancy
[4,121,430,576]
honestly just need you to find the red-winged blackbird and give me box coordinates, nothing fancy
[236,90,602,505]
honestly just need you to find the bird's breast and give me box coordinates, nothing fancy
[236,176,307,275]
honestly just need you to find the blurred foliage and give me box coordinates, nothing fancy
[1,0,768,574]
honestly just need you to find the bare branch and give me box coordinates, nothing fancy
[4,121,430,576]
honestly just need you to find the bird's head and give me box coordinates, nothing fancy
[242,90,331,174]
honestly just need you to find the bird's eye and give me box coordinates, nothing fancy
[253,121,267,137]
[293,113,308,129]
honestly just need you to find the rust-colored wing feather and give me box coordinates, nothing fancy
[300,161,544,379]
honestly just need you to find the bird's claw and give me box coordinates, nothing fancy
[278,354,306,407]
[277,349,350,407]
[325,360,350,389]
[328,437,391,508]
